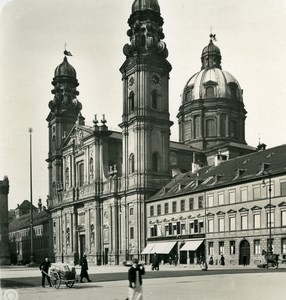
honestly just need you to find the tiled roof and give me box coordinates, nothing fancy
[9,210,49,231]
[150,144,286,200]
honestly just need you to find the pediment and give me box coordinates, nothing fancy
[62,124,93,149]
[203,80,217,86]
[251,205,262,211]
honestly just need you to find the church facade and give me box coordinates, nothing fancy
[46,0,263,265]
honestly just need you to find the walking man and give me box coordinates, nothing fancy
[39,257,52,287]
[127,258,145,300]
[80,253,92,283]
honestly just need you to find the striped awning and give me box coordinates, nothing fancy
[180,239,204,251]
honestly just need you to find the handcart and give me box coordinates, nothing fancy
[48,263,77,289]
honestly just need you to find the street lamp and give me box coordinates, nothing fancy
[28,128,35,266]
[262,169,272,253]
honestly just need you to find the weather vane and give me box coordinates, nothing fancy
[209,33,217,42]
[64,43,72,56]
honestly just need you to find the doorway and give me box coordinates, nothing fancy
[239,239,250,265]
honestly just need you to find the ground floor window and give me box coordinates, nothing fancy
[230,240,235,255]
[208,241,214,256]
[281,238,286,254]
[254,239,261,254]
[219,241,224,255]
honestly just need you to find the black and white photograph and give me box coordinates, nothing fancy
[1,0,286,299]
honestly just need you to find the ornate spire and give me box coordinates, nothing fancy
[48,57,82,115]
[123,0,168,58]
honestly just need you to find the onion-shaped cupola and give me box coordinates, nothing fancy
[48,56,82,114]
[132,0,160,13]
[122,0,169,59]
[177,35,247,151]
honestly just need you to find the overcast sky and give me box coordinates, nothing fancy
[1,0,286,210]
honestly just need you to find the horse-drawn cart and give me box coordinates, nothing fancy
[49,263,77,289]
[257,250,279,269]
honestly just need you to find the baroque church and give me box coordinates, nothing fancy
[46,0,257,265]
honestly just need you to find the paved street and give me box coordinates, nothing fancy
[1,264,286,300]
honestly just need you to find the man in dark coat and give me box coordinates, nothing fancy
[80,253,92,283]
[152,252,160,271]
[127,258,145,300]
[39,257,52,287]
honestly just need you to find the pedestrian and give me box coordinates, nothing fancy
[220,254,225,266]
[80,253,92,283]
[152,252,159,271]
[209,256,214,265]
[39,257,52,288]
[243,255,247,266]
[127,257,145,300]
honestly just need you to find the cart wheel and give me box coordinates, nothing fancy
[51,271,61,289]
[65,281,75,288]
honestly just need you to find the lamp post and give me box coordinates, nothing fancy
[262,169,272,253]
[28,128,35,265]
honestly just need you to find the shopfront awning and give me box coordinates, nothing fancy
[151,241,177,254]
[180,239,204,251]
[141,243,156,254]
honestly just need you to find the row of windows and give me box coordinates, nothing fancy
[150,197,204,216]
[183,115,238,141]
[184,84,238,102]
[149,210,286,237]
[149,181,286,217]
[129,152,160,173]
[128,90,159,112]
[208,210,286,233]
[207,238,286,256]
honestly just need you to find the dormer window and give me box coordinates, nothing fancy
[206,86,214,98]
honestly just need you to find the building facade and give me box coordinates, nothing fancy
[145,145,286,265]
[8,200,50,265]
[0,176,10,265]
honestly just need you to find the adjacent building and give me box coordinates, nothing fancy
[0,176,10,265]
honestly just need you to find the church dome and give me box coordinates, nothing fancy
[132,0,160,13]
[182,37,243,103]
[183,68,243,102]
[54,57,76,78]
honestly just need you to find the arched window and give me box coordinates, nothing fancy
[183,120,192,142]
[152,90,158,109]
[206,86,214,98]
[129,154,135,173]
[206,119,216,137]
[220,114,227,137]
[194,115,200,138]
[129,92,134,112]
[141,35,146,47]
[230,120,237,138]
[152,152,159,172]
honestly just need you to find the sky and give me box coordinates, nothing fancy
[1,0,286,210]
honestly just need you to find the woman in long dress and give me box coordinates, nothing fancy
[127,258,145,300]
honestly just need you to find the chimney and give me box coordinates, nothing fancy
[38,198,42,212]
[214,152,228,166]
[257,142,267,151]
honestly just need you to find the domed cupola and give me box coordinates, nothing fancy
[177,35,247,151]
[54,56,77,78]
[132,0,160,13]
[48,56,82,117]
[201,36,222,70]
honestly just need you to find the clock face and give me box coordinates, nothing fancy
[152,74,161,85]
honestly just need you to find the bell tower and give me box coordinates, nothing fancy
[119,0,173,194]
[46,56,84,203]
